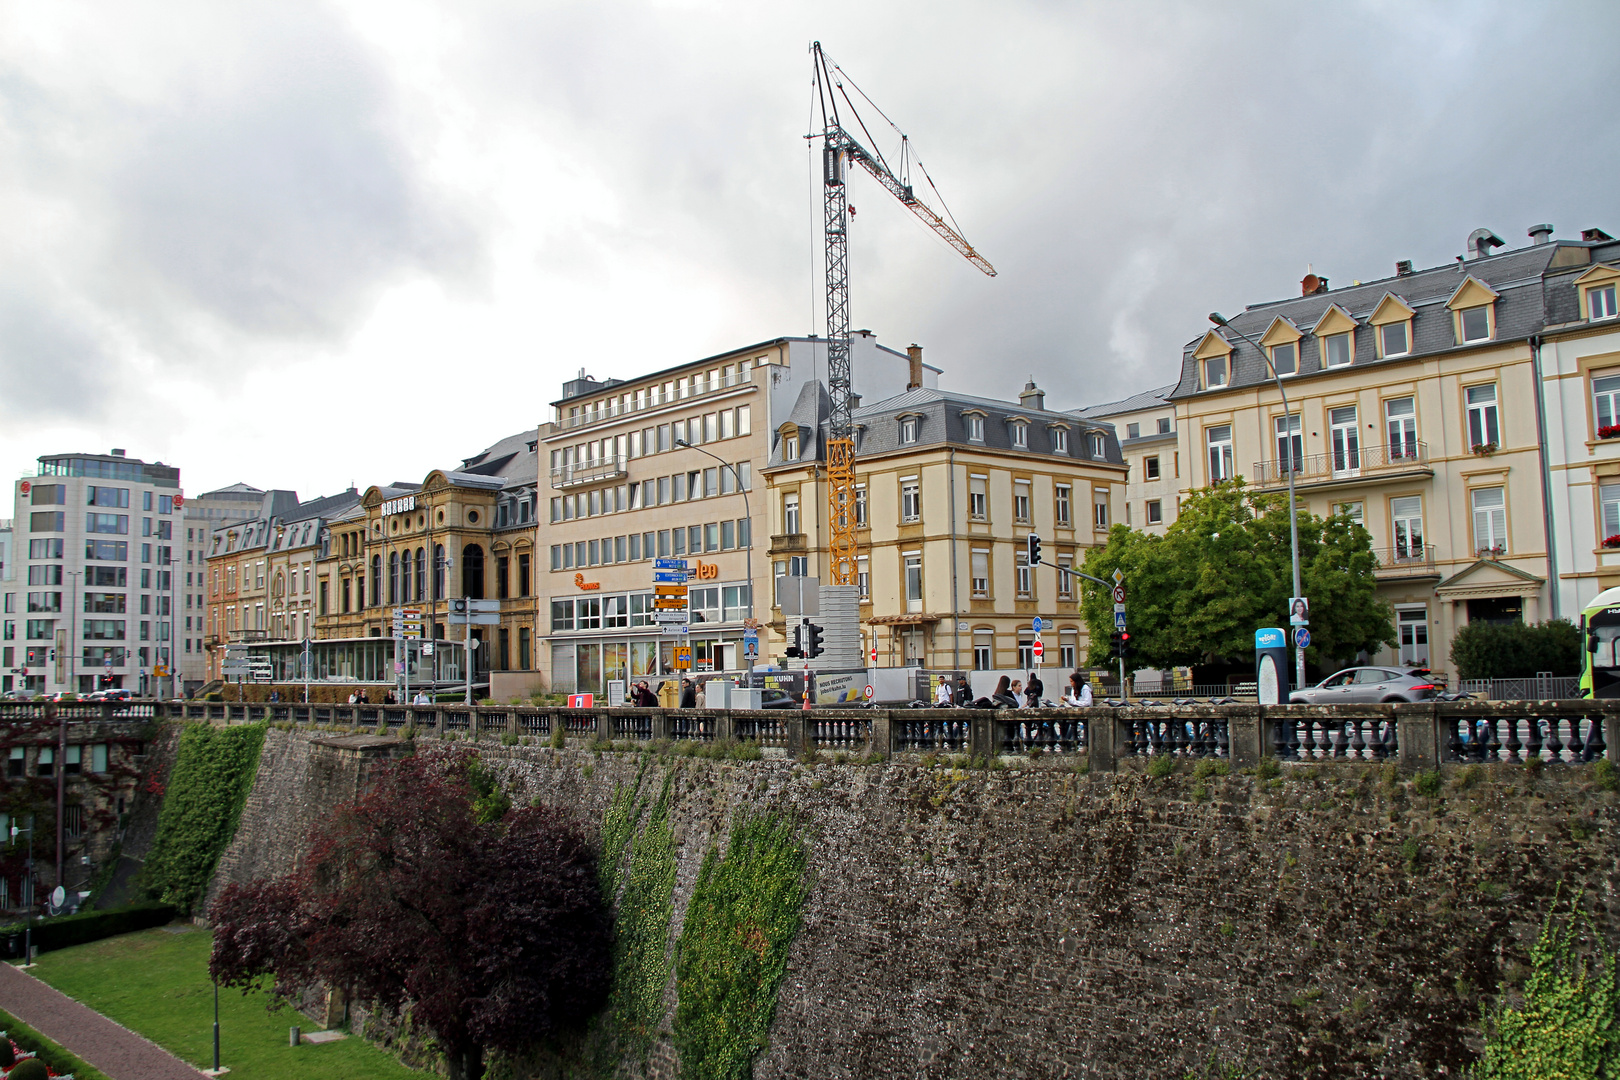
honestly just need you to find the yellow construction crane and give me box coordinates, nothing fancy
[810,41,996,585]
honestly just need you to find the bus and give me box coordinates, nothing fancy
[1580,585,1620,698]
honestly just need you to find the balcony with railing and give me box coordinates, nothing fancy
[1253,440,1431,489]
[551,455,628,489]
[1371,544,1439,579]
[557,367,757,432]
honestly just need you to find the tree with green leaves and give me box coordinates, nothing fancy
[1078,480,1394,669]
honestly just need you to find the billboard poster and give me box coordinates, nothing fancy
[812,669,865,706]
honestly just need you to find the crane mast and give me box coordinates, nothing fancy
[810,42,994,586]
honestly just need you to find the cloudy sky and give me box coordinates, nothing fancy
[2,0,1616,503]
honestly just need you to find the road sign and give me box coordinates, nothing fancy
[673,646,692,670]
[653,571,688,583]
[1113,602,1126,614]
[653,600,689,611]
[1114,611,1128,629]
[870,644,878,663]
[661,624,690,636]
[1295,627,1311,649]
[1112,568,1124,584]
[654,558,688,570]
[864,684,875,700]
[1112,585,1126,604]
[654,584,689,596]
[422,642,434,655]
[1032,640,1044,660]
[1032,616,1045,632]
[103,656,113,669]
[652,611,691,623]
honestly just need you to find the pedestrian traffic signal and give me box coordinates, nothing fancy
[805,622,825,659]
[785,623,804,659]
[1026,533,1043,566]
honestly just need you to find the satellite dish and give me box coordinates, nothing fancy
[51,886,65,908]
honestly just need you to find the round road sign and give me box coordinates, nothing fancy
[1294,627,1311,649]
[1032,640,1045,660]
[863,684,875,699]
[1112,585,1126,604]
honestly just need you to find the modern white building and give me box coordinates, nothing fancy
[8,450,186,697]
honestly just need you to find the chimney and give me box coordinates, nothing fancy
[906,344,924,391]
[111,449,126,457]
[1468,228,1506,258]
[1019,379,1046,412]
[1395,259,1414,277]
[1582,227,1615,243]
[1301,273,1328,296]
[1528,223,1553,245]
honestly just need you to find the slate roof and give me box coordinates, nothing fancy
[456,429,540,491]
[1073,385,1176,420]
[1168,242,1568,400]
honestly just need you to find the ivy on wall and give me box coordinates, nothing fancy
[140,722,266,914]
[610,769,677,1066]
[673,810,809,1080]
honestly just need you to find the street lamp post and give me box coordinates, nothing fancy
[11,818,34,965]
[1208,312,1306,690]
[674,440,754,674]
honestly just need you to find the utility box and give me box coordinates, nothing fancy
[704,679,734,709]
[1254,627,1290,705]
[657,680,681,709]
[730,688,764,710]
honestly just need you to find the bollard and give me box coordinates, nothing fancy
[290,1025,301,1047]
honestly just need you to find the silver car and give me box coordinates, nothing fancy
[1289,667,1440,704]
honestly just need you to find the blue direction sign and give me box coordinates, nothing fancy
[1294,627,1311,649]
[653,571,688,583]
[654,558,688,570]
[1032,616,1045,632]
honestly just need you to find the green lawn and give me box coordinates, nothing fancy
[28,927,428,1079]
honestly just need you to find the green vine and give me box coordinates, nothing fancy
[598,760,650,902]
[140,721,267,914]
[1474,884,1620,1078]
[610,770,677,1065]
[673,810,809,1080]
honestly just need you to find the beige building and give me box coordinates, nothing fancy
[181,483,266,690]
[764,378,1126,672]
[538,334,932,693]
[1076,386,1181,535]
[1165,231,1598,678]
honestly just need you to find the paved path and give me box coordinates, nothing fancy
[0,961,209,1079]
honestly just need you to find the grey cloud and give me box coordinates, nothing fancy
[0,275,119,425]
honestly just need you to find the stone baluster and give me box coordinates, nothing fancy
[1544,715,1563,763]
[1271,717,1290,759]
[1483,716,1502,763]
[1567,715,1586,763]
[1525,715,1544,762]
[1348,718,1366,760]
[1443,717,1464,763]
[1503,717,1523,763]
[1586,714,1606,761]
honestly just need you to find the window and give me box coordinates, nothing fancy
[91,743,108,773]
[30,512,64,532]
[1337,501,1365,528]
[1472,487,1507,554]
[1595,374,1620,434]
[973,631,993,671]
[1126,423,1140,439]
[1157,417,1172,435]
[1013,480,1031,523]
[855,485,867,526]
[1329,406,1360,474]
[1386,397,1418,459]
[29,538,63,559]
[1270,341,1297,376]
[1057,558,1073,600]
[1591,284,1619,321]
[1203,354,1228,389]
[900,417,919,444]
[86,486,129,508]
[1467,384,1500,449]
[1093,491,1109,530]
[1397,607,1429,666]
[1322,333,1352,367]
[64,745,81,776]
[901,480,921,523]
[1206,425,1234,481]
[783,493,800,535]
[1391,496,1425,560]
[1460,305,1492,342]
[968,476,987,521]
[737,405,751,435]
[970,549,989,597]
[1275,414,1302,473]
[1146,500,1163,524]
[1009,422,1027,449]
[8,748,23,778]
[30,484,65,505]
[1016,551,1034,598]
[37,747,53,778]
[1380,320,1409,357]
[1088,432,1105,458]
[1144,456,1160,480]
[965,414,984,441]
[1052,428,1069,454]
[1601,482,1620,541]
[904,554,923,611]
[782,433,798,461]
[1054,484,1071,527]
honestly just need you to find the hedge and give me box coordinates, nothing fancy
[0,902,177,959]
[0,1007,113,1080]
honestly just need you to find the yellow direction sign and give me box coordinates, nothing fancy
[653,599,689,610]
[673,646,692,669]
[654,584,689,596]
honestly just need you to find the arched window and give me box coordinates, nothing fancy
[462,544,485,600]
[400,549,412,602]
[434,544,445,600]
[414,547,425,601]
[370,555,381,608]
[388,552,400,605]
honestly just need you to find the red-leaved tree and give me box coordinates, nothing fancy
[209,748,610,1080]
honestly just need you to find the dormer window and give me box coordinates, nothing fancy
[963,413,985,442]
[1447,276,1499,345]
[1204,356,1227,388]
[1591,284,1619,321]
[1270,342,1297,375]
[1310,306,1356,368]
[899,417,919,445]
[1369,293,1416,358]
[1460,306,1491,342]
[1088,432,1106,457]
[1322,334,1351,366]
[783,433,798,461]
[1193,330,1234,391]
[1009,420,1028,449]
[1052,428,1069,454]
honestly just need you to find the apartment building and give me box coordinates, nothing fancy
[1535,229,1620,617]
[178,483,266,690]
[1166,226,1609,677]
[1075,386,1180,535]
[764,377,1126,671]
[539,333,931,694]
[8,450,185,696]
[0,520,13,694]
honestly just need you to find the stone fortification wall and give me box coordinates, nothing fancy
[209,727,1620,1079]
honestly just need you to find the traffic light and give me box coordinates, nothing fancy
[1026,533,1043,566]
[1108,630,1121,658]
[785,623,804,659]
[805,622,825,659]
[1118,630,1132,661]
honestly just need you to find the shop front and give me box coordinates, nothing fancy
[546,580,753,694]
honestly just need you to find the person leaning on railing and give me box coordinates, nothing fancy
[1063,672,1092,708]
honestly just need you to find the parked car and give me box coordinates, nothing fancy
[759,689,799,709]
[85,689,132,702]
[2,690,34,702]
[1289,667,1440,704]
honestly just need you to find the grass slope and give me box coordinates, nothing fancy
[29,927,426,1079]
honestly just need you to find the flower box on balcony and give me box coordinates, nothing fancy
[1600,425,1620,440]
[1604,534,1620,550]
[1470,442,1498,456]
[1477,545,1506,558]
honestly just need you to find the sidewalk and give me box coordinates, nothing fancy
[0,960,208,1079]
